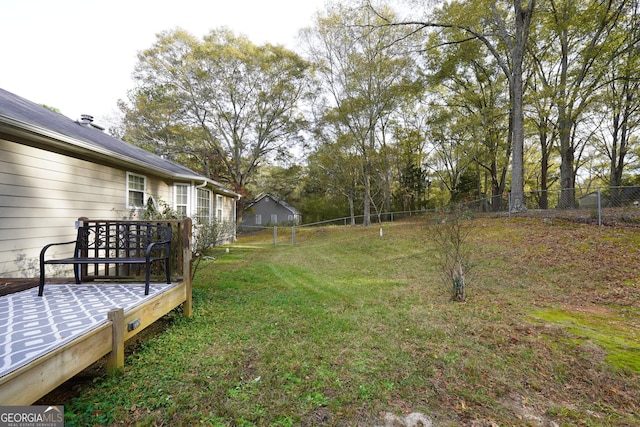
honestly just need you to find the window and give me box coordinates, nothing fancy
[197,188,211,223]
[288,214,294,222]
[127,173,146,208]
[174,184,189,218]
[216,195,224,221]
[271,214,278,224]
[255,214,262,225]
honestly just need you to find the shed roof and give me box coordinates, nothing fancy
[0,88,239,198]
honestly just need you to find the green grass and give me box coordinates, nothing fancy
[62,218,640,426]
[532,308,640,374]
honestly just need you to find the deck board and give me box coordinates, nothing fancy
[0,282,178,379]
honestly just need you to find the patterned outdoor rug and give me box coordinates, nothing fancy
[0,282,178,378]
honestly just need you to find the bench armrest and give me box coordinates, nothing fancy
[39,240,78,261]
[145,240,171,260]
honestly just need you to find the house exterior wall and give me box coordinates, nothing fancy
[0,138,235,278]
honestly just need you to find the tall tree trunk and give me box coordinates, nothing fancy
[558,116,576,208]
[508,0,534,212]
[609,114,621,188]
[349,195,356,226]
[510,71,526,212]
[363,168,371,226]
[539,129,550,209]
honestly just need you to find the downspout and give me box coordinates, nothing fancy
[233,197,238,241]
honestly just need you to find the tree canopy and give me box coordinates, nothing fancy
[121,28,314,199]
[118,0,640,223]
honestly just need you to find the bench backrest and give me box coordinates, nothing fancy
[75,222,172,259]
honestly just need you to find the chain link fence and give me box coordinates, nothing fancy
[236,186,640,246]
[463,186,640,226]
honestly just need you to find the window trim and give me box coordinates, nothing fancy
[174,183,190,218]
[197,187,212,223]
[216,194,224,221]
[126,172,146,208]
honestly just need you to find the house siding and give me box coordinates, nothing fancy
[0,138,174,277]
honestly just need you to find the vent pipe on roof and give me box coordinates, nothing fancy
[77,114,105,131]
[78,114,94,125]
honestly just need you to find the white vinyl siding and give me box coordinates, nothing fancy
[0,138,171,277]
[0,137,238,278]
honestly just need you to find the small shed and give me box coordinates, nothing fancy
[578,192,601,209]
[242,194,301,226]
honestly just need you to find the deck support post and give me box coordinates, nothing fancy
[107,308,125,371]
[183,248,193,317]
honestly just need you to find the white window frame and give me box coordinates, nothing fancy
[174,183,190,218]
[197,188,212,223]
[271,214,278,224]
[126,172,146,208]
[255,214,262,225]
[216,194,224,221]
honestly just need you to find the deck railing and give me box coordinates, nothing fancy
[77,217,193,282]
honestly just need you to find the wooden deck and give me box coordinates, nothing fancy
[0,279,191,404]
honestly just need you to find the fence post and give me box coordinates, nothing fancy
[597,187,602,226]
[273,226,277,246]
[292,226,296,245]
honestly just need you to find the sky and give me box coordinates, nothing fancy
[0,0,327,127]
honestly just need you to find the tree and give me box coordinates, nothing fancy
[247,164,305,206]
[526,45,560,209]
[369,0,535,212]
[531,0,632,207]
[432,203,474,302]
[301,3,422,225]
[601,0,640,190]
[306,138,363,224]
[394,127,429,211]
[424,28,511,210]
[121,28,314,213]
[40,104,61,113]
[426,105,476,204]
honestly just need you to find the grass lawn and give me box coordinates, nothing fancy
[62,216,639,426]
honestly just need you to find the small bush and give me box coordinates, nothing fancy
[431,204,473,302]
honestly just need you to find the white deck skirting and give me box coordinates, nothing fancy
[0,283,178,378]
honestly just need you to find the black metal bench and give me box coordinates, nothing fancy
[39,222,172,296]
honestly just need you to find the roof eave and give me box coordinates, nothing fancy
[0,115,240,198]
[0,115,177,178]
